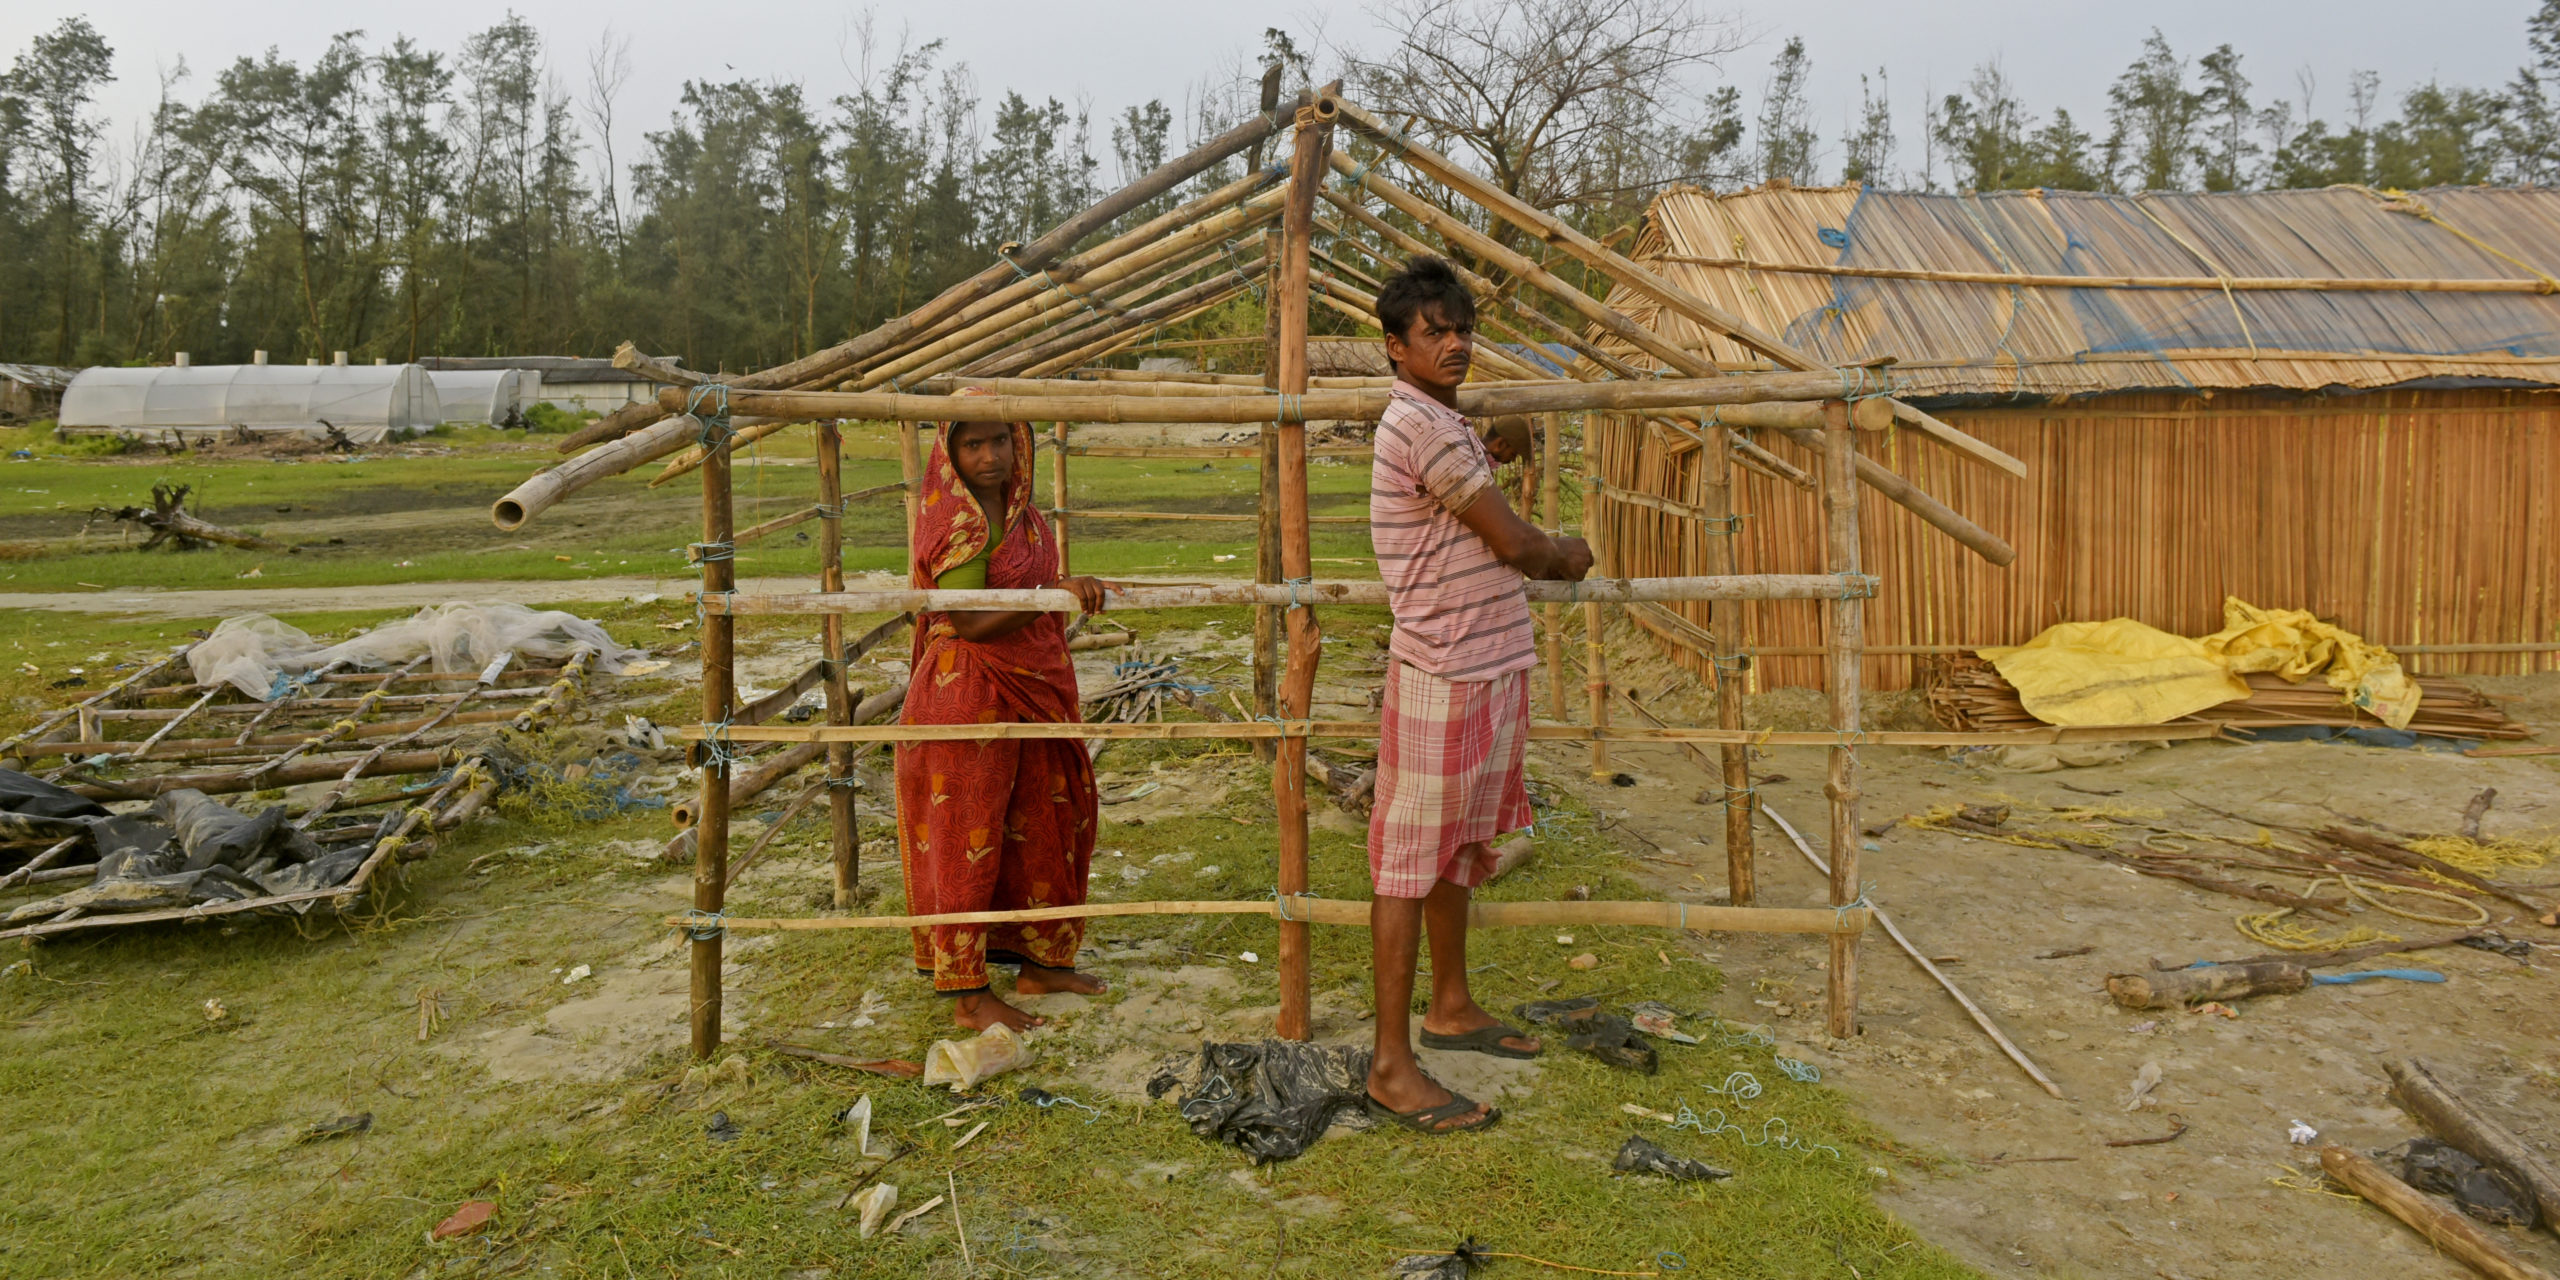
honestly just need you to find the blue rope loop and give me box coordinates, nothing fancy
[1218,239,1267,303]
[686,384,733,449]
[823,774,859,790]
[680,908,726,942]
[1773,1055,1822,1083]
[1830,728,1870,748]
[1271,889,1296,922]
[1701,513,1746,536]
[1273,393,1302,425]
[1281,575,1316,611]
[1836,573,1880,600]
[689,540,736,563]
[1833,886,1875,933]
[1709,653,1750,674]
[698,719,741,771]
[814,499,848,520]
[1835,366,1895,401]
[1716,784,1757,811]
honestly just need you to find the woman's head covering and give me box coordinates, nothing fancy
[911,387,1042,587]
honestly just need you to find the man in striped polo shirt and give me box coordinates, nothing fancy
[1364,256,1593,1135]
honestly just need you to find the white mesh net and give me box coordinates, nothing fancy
[188,603,661,698]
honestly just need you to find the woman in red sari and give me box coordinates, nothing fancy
[896,405,1110,1031]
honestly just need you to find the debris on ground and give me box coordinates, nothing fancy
[851,1182,898,1238]
[1613,1134,1733,1182]
[1387,1237,1488,1278]
[431,1200,496,1241]
[2385,1058,2560,1229]
[297,1113,373,1144]
[704,1111,741,1143]
[88,483,293,553]
[2394,1138,2542,1227]
[922,1023,1031,1091]
[1147,1041,1374,1164]
[2107,961,2310,1010]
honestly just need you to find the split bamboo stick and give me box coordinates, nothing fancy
[697,575,1874,615]
[672,895,1872,937]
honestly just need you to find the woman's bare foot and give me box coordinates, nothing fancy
[1015,962,1107,996]
[952,991,1045,1032]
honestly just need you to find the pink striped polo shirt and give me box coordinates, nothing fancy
[1370,381,1535,681]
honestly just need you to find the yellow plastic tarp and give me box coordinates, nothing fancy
[1978,598,2419,730]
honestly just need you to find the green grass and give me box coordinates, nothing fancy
[0,737,1970,1278]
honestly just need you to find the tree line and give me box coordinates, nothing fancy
[2,3,2554,374]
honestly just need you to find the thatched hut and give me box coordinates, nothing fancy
[1590,182,2560,689]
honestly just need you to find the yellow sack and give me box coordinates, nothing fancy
[2200,598,2420,729]
[1978,599,2418,730]
[1979,618,2249,727]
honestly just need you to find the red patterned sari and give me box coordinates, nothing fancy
[894,414,1097,993]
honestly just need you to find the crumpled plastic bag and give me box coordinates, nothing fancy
[921,1023,1031,1091]
[1147,1040,1374,1164]
[1613,1134,1732,1181]
[188,603,659,699]
[2397,1138,2541,1228]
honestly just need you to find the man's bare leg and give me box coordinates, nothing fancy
[1418,848,1540,1054]
[1367,888,1492,1129]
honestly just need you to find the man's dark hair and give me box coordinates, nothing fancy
[1375,255,1475,343]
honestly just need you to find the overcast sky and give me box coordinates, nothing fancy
[6,0,2536,189]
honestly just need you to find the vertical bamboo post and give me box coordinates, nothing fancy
[1701,424,1754,905]
[1050,420,1071,570]
[1542,412,1565,721]
[1272,104,1332,1042]
[1252,220,1285,762]
[895,420,923,546]
[1819,400,1863,1039]
[816,421,858,908]
[692,426,737,1058]
[1583,473,1610,778]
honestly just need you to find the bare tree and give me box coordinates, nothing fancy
[582,28,632,255]
[1352,0,1744,216]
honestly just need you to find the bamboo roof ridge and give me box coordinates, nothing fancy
[1602,182,2560,400]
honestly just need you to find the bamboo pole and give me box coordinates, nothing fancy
[680,720,2223,748]
[895,421,923,546]
[698,574,1875,615]
[1314,95,2026,480]
[1254,296,1283,761]
[2319,1146,2560,1280]
[694,423,737,1059]
[817,420,859,909]
[656,370,1887,424]
[1022,286,1254,379]
[1583,475,1611,778]
[1820,400,1864,1040]
[0,645,191,761]
[1542,411,1566,721]
[492,411,701,530]
[1705,452,1757,905]
[1654,254,2560,294]
[1048,509,1364,524]
[982,251,1270,378]
[1271,105,1331,1043]
[673,895,1871,937]
[62,748,453,801]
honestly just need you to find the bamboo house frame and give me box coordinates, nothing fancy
[489,92,2216,1054]
[1588,181,2560,692]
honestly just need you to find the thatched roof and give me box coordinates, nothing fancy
[1604,183,2560,401]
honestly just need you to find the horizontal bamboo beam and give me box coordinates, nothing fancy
[1047,508,1368,524]
[697,574,1875,616]
[653,371,1868,426]
[1060,445,1373,460]
[678,720,2224,747]
[669,894,1870,937]
[1653,254,2560,294]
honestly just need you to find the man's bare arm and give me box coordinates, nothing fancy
[1452,485,1593,581]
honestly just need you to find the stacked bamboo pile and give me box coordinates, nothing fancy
[0,640,601,941]
[1922,654,2532,740]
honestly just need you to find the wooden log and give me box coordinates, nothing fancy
[1482,834,1536,882]
[494,411,702,531]
[659,370,1883,425]
[1584,476,1611,778]
[2104,961,2310,1009]
[2386,1058,2560,1229]
[1314,95,2027,481]
[1271,106,1330,1043]
[93,483,290,552]
[675,894,1870,936]
[895,421,923,547]
[2319,1146,2560,1280]
[817,420,860,909]
[1542,411,1567,723]
[1821,401,1864,1040]
[699,574,1874,616]
[1049,419,1071,572]
[693,429,736,1059]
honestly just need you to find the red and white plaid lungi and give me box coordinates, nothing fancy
[1368,660,1533,899]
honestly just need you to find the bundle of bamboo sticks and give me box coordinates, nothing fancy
[1922,655,2533,740]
